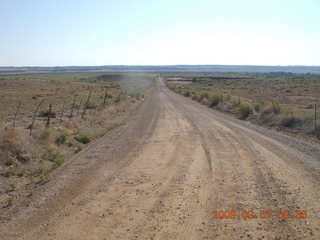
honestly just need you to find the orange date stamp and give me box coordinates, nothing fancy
[210,210,307,220]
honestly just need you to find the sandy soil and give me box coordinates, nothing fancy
[0,78,319,240]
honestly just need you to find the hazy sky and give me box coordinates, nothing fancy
[1,0,319,66]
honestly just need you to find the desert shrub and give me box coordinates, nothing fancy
[5,166,26,177]
[209,94,220,107]
[280,116,298,128]
[39,109,56,118]
[5,156,17,166]
[271,101,281,114]
[56,132,68,145]
[200,91,210,99]
[74,132,91,144]
[6,197,13,207]
[9,183,16,191]
[191,94,198,100]
[43,147,64,167]
[39,173,50,183]
[183,90,191,97]
[75,142,84,153]
[254,103,261,112]
[231,98,241,106]
[41,128,53,140]
[201,97,210,106]
[237,103,252,119]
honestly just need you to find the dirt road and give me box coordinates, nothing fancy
[1,78,319,239]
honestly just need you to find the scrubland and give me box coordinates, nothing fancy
[166,72,320,140]
[0,73,154,209]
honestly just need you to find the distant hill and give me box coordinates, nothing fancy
[1,65,320,74]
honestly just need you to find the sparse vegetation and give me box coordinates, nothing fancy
[74,132,92,144]
[237,103,252,119]
[43,147,64,167]
[166,72,320,138]
[75,142,84,152]
[56,132,68,145]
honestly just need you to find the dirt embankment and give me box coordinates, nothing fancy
[0,78,319,240]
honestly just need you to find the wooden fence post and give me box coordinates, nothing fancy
[315,103,317,137]
[69,95,76,120]
[76,98,83,118]
[12,101,21,131]
[103,88,108,107]
[271,100,277,114]
[59,101,65,124]
[252,99,255,111]
[46,103,52,128]
[81,89,92,119]
[30,99,44,136]
[238,96,241,105]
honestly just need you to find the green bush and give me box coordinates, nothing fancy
[43,147,64,167]
[75,142,84,153]
[280,116,298,128]
[183,90,191,97]
[56,132,68,145]
[209,95,220,107]
[5,166,26,177]
[200,91,210,99]
[74,132,91,144]
[237,103,252,119]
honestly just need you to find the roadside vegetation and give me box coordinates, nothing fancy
[0,72,154,208]
[166,72,320,139]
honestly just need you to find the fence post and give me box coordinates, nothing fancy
[271,100,277,114]
[103,88,108,107]
[12,101,21,131]
[252,99,255,111]
[59,101,65,124]
[81,89,92,119]
[76,98,83,118]
[46,103,52,128]
[315,103,317,137]
[69,95,76,120]
[30,99,44,136]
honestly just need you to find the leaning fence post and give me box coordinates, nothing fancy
[69,95,76,120]
[81,89,92,119]
[30,99,44,136]
[76,98,83,118]
[12,101,21,131]
[46,103,52,128]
